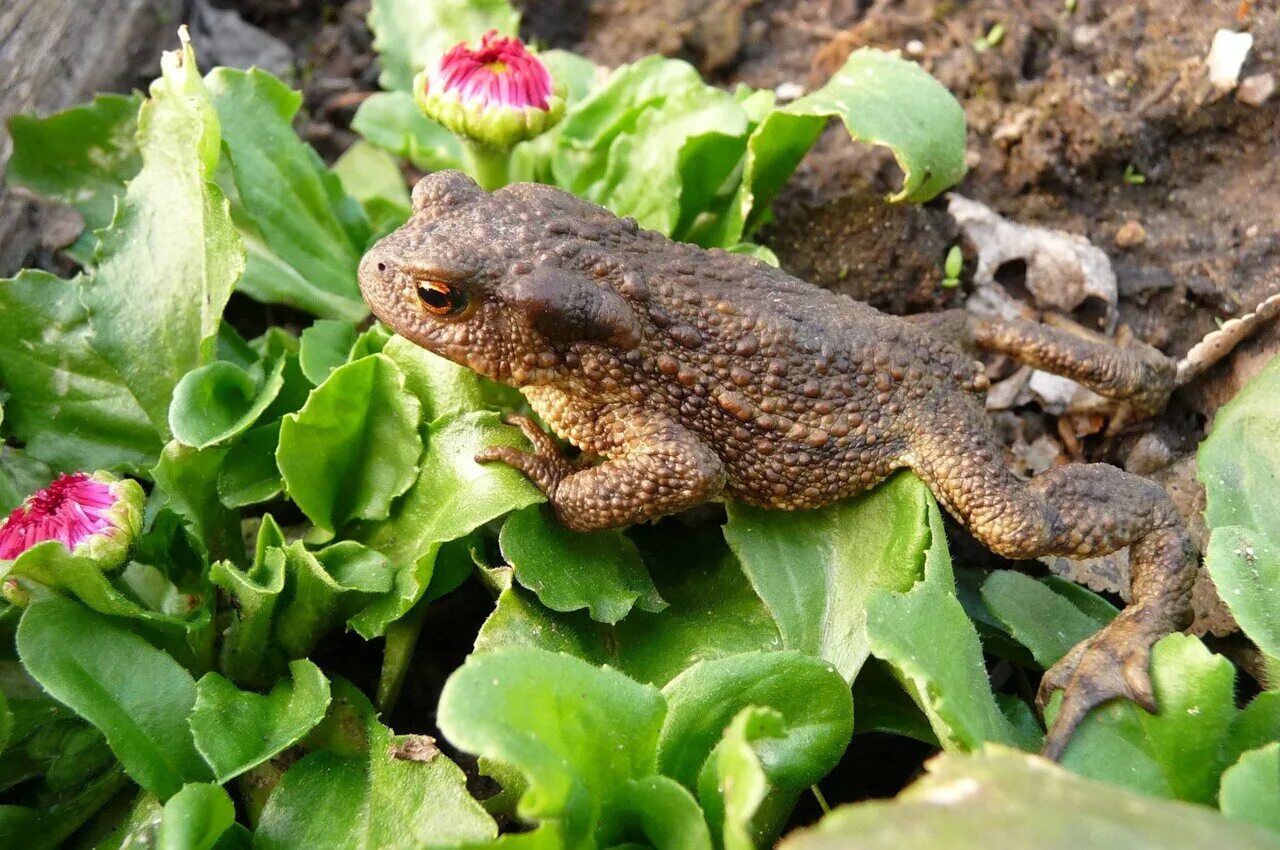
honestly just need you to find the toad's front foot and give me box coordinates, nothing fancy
[1037,610,1165,761]
[475,413,577,497]
[478,407,726,533]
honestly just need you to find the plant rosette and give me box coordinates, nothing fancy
[414,29,565,188]
[0,472,144,572]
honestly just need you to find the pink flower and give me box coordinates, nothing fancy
[0,472,143,568]
[416,30,566,150]
[430,30,555,111]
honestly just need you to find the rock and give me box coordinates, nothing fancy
[1114,219,1147,249]
[190,0,296,79]
[1206,28,1253,89]
[1236,72,1276,107]
[1071,24,1101,49]
[39,205,85,252]
[774,81,806,103]
[1124,431,1173,475]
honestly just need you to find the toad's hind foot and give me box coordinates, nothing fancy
[910,402,1195,760]
[1037,609,1165,761]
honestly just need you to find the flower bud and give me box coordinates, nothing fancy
[0,472,144,571]
[416,30,566,150]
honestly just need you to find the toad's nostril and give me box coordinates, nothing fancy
[377,261,387,274]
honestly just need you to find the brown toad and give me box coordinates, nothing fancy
[359,170,1193,760]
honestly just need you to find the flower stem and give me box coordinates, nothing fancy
[463,139,511,191]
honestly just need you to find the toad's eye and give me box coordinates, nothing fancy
[415,280,467,316]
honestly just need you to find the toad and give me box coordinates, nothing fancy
[360,170,1196,759]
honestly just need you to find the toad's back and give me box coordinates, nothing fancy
[537,231,988,508]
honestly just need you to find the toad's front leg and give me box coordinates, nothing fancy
[476,410,726,532]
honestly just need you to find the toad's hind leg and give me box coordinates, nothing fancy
[910,311,1176,416]
[906,401,1195,760]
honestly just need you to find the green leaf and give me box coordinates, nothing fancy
[332,141,412,236]
[367,0,519,92]
[351,92,466,172]
[207,68,369,320]
[781,747,1280,850]
[189,659,331,783]
[0,448,53,514]
[979,571,1114,668]
[0,691,10,755]
[597,775,712,850]
[1205,525,1280,660]
[1221,743,1280,835]
[850,659,937,743]
[500,504,666,624]
[438,647,665,846]
[209,553,285,688]
[350,324,394,361]
[864,476,1033,751]
[82,36,244,438]
[298,320,360,386]
[211,540,392,685]
[152,442,244,565]
[7,93,142,259]
[2,542,200,632]
[1228,691,1280,760]
[278,354,422,537]
[728,48,967,243]
[255,678,495,849]
[0,683,126,844]
[724,472,929,682]
[546,49,606,102]
[272,541,393,656]
[16,597,213,799]
[169,358,285,449]
[1199,356,1280,537]
[0,765,129,850]
[710,706,786,850]
[354,410,542,564]
[348,541,441,643]
[382,335,491,424]
[550,56,706,202]
[595,83,749,239]
[1053,634,1240,804]
[0,270,160,473]
[726,242,780,265]
[659,652,852,848]
[1198,356,1280,660]
[217,421,284,508]
[155,783,236,850]
[476,523,781,687]
[658,652,852,792]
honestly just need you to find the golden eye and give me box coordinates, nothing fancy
[416,280,467,316]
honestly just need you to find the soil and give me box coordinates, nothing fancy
[243,0,1280,384]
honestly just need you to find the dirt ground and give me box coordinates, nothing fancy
[249,0,1279,393]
